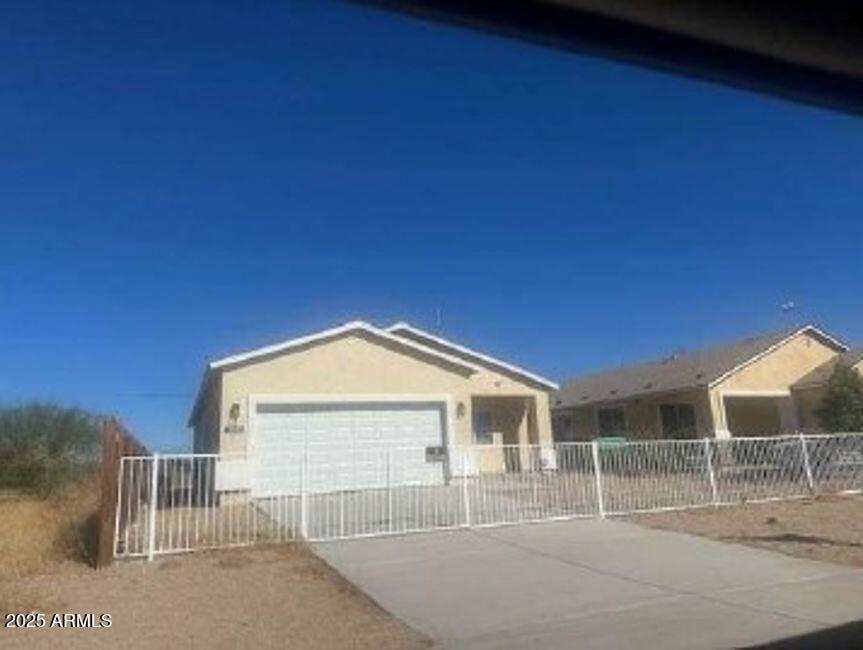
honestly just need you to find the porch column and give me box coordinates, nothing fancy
[709,389,732,439]
[517,398,531,445]
[533,395,553,446]
[517,399,533,471]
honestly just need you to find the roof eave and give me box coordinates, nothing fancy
[554,381,712,410]
[209,321,481,374]
[386,322,559,390]
[707,324,849,389]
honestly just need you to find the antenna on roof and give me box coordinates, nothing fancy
[780,300,799,329]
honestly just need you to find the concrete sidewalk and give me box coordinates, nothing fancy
[313,519,863,649]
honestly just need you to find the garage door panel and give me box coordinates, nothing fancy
[251,401,447,496]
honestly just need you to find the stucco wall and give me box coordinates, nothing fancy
[714,332,839,392]
[210,332,552,454]
[193,375,221,453]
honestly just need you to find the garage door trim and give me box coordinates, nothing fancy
[247,393,457,495]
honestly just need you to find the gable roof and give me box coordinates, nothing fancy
[793,347,863,389]
[208,320,479,372]
[555,325,847,409]
[386,322,559,390]
[188,321,481,425]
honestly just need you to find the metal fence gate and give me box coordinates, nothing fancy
[114,433,863,559]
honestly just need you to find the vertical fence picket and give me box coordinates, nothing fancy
[799,433,815,493]
[703,437,719,505]
[462,448,472,527]
[300,446,309,539]
[591,440,605,518]
[147,453,160,561]
[386,447,393,534]
[112,457,126,561]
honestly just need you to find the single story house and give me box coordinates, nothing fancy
[552,325,854,441]
[189,321,557,495]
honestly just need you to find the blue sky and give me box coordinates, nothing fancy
[2,1,861,449]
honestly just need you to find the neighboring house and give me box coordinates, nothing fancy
[552,325,851,441]
[188,321,557,496]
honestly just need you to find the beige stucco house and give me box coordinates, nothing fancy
[189,321,557,495]
[552,325,854,441]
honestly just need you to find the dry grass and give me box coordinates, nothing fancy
[0,476,100,579]
[2,543,431,650]
[628,494,863,567]
[0,479,428,648]
[119,501,290,556]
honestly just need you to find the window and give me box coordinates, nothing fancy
[659,404,697,439]
[472,410,494,444]
[597,407,626,436]
[552,413,573,441]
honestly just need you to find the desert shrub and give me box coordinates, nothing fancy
[0,403,102,495]
[817,364,863,433]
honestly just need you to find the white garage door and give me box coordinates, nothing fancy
[250,400,448,496]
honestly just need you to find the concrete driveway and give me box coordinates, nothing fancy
[313,518,863,649]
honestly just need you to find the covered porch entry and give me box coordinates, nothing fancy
[716,390,799,437]
[470,395,542,473]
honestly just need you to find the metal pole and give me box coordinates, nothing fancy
[462,447,472,527]
[300,445,309,539]
[112,457,125,560]
[386,447,393,533]
[799,432,815,493]
[147,453,160,561]
[531,445,539,509]
[703,437,719,505]
[591,440,605,519]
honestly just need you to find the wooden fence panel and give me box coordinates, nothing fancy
[95,418,148,568]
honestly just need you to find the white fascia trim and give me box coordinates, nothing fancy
[808,326,850,353]
[708,324,849,389]
[209,320,481,373]
[386,322,559,390]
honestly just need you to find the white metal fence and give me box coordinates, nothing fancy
[114,433,863,559]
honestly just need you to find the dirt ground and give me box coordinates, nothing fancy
[0,543,430,650]
[628,494,863,567]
